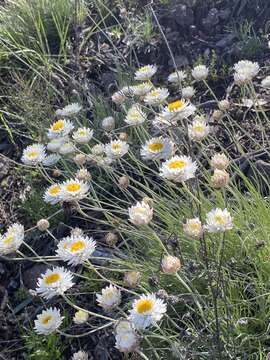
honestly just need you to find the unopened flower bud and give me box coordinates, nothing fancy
[73,310,89,324]
[105,232,118,246]
[112,91,125,104]
[75,168,91,181]
[210,153,230,170]
[211,169,229,189]
[182,86,195,99]
[71,227,84,237]
[102,116,115,131]
[72,350,89,360]
[211,109,223,121]
[183,218,203,239]
[52,169,62,177]
[118,175,129,189]
[37,219,50,231]
[74,153,87,166]
[218,99,230,111]
[124,271,141,288]
[119,132,129,142]
[161,255,181,274]
[142,196,154,208]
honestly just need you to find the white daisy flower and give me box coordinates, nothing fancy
[188,116,210,141]
[34,307,64,335]
[72,127,93,144]
[58,142,75,155]
[47,119,74,139]
[36,266,74,299]
[124,104,146,126]
[104,140,129,159]
[128,201,153,226]
[73,310,89,324]
[261,75,270,89]
[43,184,61,205]
[168,70,186,83]
[183,218,203,239]
[135,65,157,81]
[0,223,24,255]
[210,153,230,170]
[131,82,153,96]
[144,88,169,106]
[115,331,138,353]
[161,99,196,121]
[55,103,82,117]
[129,293,167,329]
[59,179,89,202]
[160,155,197,182]
[96,284,121,311]
[72,351,89,360]
[233,60,259,85]
[42,154,61,166]
[47,137,67,152]
[182,86,195,99]
[56,234,96,266]
[115,319,135,335]
[21,144,46,165]
[91,144,105,155]
[192,65,209,81]
[141,137,174,160]
[205,208,233,233]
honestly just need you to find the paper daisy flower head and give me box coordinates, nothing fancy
[42,154,61,167]
[47,137,67,152]
[115,319,134,335]
[183,218,203,239]
[21,144,46,165]
[36,266,74,299]
[55,103,82,117]
[192,65,209,81]
[44,184,61,205]
[261,75,270,89]
[141,137,174,161]
[210,153,230,170]
[168,70,186,83]
[135,64,157,81]
[112,90,126,104]
[188,116,210,141]
[205,208,233,233]
[47,119,74,139]
[105,140,129,159]
[115,330,138,353]
[233,60,259,85]
[58,141,75,155]
[131,82,153,96]
[72,351,89,360]
[73,309,89,324]
[144,87,169,106]
[182,86,195,99]
[161,99,196,121]
[0,223,24,255]
[56,234,96,266]
[96,284,121,311]
[159,155,197,183]
[129,293,167,329]
[73,127,93,144]
[102,116,115,131]
[59,179,89,202]
[128,201,153,226]
[124,104,146,126]
[34,307,64,335]
[211,169,230,189]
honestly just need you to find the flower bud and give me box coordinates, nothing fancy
[192,65,209,81]
[210,153,230,170]
[73,310,89,324]
[211,109,223,121]
[74,153,87,166]
[52,169,62,177]
[142,196,154,208]
[119,132,129,141]
[182,86,195,99]
[218,99,230,111]
[102,116,115,131]
[36,219,50,231]
[118,175,129,189]
[75,168,92,181]
[124,271,141,288]
[183,218,203,239]
[91,144,104,156]
[105,232,118,246]
[72,350,89,360]
[211,169,229,189]
[71,227,83,237]
[112,91,125,104]
[161,255,181,274]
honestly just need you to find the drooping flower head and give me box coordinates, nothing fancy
[0,223,24,255]
[47,119,74,139]
[135,65,157,81]
[96,284,121,311]
[43,184,61,205]
[55,103,82,117]
[128,201,153,225]
[22,144,46,165]
[144,88,169,106]
[168,70,186,83]
[131,82,153,96]
[124,104,146,126]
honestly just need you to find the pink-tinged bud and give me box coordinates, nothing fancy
[211,169,229,189]
[124,271,141,288]
[112,91,125,104]
[211,109,223,121]
[119,132,129,141]
[102,116,115,131]
[183,218,203,239]
[75,168,92,181]
[118,175,129,189]
[210,153,230,170]
[74,153,87,166]
[105,232,118,247]
[36,219,50,231]
[161,255,181,274]
[218,99,230,111]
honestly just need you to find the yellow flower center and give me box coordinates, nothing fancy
[168,160,186,169]
[189,222,200,230]
[112,143,121,150]
[193,124,205,133]
[78,129,86,136]
[69,240,85,253]
[41,315,52,325]
[150,90,160,97]
[214,215,225,225]
[49,185,61,195]
[139,66,149,73]
[3,234,14,246]
[66,183,81,192]
[52,120,64,131]
[44,273,60,285]
[148,142,164,152]
[27,151,39,158]
[168,100,185,112]
[136,299,154,314]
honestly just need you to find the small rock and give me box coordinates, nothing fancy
[22,264,48,290]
